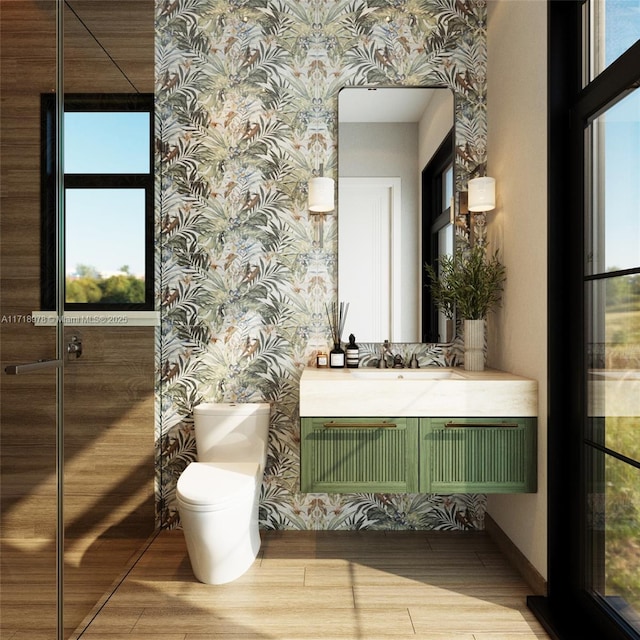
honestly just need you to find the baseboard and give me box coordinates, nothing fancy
[484,513,547,596]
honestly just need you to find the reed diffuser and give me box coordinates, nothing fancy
[325,301,349,368]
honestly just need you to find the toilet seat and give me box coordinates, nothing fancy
[177,462,259,512]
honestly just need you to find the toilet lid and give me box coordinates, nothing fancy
[177,462,259,509]
[194,402,270,417]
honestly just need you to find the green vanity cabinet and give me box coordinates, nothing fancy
[300,415,537,494]
[419,417,537,493]
[300,417,419,493]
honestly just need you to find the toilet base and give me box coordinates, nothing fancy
[178,491,261,585]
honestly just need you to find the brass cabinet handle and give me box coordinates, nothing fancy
[444,421,520,429]
[323,421,397,429]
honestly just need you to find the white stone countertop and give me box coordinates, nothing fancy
[299,366,539,417]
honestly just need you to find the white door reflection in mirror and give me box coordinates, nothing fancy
[338,178,402,342]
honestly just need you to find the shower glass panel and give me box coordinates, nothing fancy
[0,2,60,638]
[62,1,156,637]
[2,2,156,636]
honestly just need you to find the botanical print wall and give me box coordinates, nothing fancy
[156,0,488,530]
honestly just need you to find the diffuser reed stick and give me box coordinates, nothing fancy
[325,301,349,346]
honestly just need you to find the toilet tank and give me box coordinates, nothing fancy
[193,402,270,468]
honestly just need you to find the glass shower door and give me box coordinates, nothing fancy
[61,1,157,637]
[1,2,156,638]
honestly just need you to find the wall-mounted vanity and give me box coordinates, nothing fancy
[299,367,538,495]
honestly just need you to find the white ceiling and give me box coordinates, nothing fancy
[338,87,442,123]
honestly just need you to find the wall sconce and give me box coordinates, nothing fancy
[308,174,335,213]
[465,176,496,247]
[308,166,334,247]
[467,176,496,212]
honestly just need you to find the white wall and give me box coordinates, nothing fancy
[418,89,455,169]
[486,0,548,581]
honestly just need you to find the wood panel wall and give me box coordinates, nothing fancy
[0,1,155,636]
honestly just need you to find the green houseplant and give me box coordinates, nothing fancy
[425,245,506,370]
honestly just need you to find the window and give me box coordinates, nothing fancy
[584,65,640,640]
[537,1,640,639]
[41,94,154,310]
[422,130,454,343]
[588,0,640,80]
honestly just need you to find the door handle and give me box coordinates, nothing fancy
[4,358,63,375]
[444,421,520,428]
[323,421,397,429]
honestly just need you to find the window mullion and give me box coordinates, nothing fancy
[576,39,640,123]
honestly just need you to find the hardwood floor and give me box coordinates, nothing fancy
[72,529,550,640]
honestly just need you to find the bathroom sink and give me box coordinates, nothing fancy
[349,368,464,380]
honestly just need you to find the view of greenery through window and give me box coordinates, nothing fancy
[601,273,640,615]
[605,422,640,613]
[586,2,640,626]
[66,264,145,304]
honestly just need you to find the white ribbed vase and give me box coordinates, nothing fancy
[463,319,485,371]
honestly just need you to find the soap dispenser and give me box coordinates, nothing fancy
[346,334,359,368]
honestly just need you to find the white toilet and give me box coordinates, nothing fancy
[176,402,270,584]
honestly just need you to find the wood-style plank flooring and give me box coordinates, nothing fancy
[73,529,550,640]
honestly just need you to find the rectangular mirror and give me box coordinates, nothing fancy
[338,86,455,343]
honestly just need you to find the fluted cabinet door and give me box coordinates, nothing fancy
[420,417,537,493]
[301,417,419,493]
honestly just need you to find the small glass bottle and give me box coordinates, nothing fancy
[316,351,328,368]
[330,342,345,368]
[346,334,359,368]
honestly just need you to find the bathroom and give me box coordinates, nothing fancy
[1,1,638,639]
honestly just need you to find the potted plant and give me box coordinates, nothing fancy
[425,245,506,370]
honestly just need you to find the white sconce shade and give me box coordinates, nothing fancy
[467,176,496,212]
[308,176,335,212]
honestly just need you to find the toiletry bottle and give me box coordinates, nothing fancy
[330,342,345,368]
[346,334,359,368]
[316,351,328,368]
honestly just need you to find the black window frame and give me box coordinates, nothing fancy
[41,92,155,311]
[421,128,454,343]
[528,3,640,639]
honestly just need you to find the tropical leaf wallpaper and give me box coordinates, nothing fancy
[155,0,488,530]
